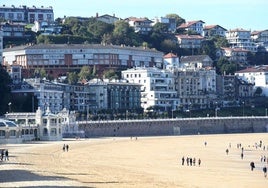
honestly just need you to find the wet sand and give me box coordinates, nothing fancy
[0,133,268,187]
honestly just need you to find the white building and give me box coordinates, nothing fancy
[175,35,204,49]
[125,17,153,34]
[203,25,227,37]
[3,44,163,78]
[4,107,79,142]
[178,20,205,35]
[163,52,180,71]
[226,28,257,52]
[0,5,54,23]
[122,67,179,111]
[235,65,268,96]
[0,119,22,144]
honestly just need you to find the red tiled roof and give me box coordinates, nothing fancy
[204,25,227,31]
[164,53,178,58]
[178,20,204,28]
[236,65,268,73]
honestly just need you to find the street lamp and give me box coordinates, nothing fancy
[8,102,12,113]
[265,108,267,116]
[242,101,245,117]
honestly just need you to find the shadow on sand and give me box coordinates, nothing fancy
[0,169,89,187]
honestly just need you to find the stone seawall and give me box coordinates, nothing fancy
[78,116,268,137]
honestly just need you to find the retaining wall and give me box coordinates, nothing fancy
[78,116,268,137]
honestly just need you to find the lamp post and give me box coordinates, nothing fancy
[8,102,12,113]
[265,108,267,116]
[242,101,245,117]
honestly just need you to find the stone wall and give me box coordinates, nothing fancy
[78,117,268,137]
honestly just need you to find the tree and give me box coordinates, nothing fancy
[67,72,78,85]
[200,39,217,60]
[212,36,229,49]
[0,66,11,115]
[254,87,263,97]
[87,19,114,41]
[78,66,92,81]
[166,14,185,31]
[103,69,119,80]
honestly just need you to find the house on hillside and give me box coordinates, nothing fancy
[178,20,205,35]
[180,55,213,69]
[226,28,257,52]
[175,34,204,49]
[95,13,120,24]
[203,25,227,37]
[125,17,153,34]
[163,52,180,71]
[152,17,176,33]
[251,30,268,51]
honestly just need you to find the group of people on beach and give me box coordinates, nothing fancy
[228,140,268,178]
[62,144,69,152]
[181,156,201,167]
[1,149,9,161]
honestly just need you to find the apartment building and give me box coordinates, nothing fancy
[226,28,257,52]
[121,67,179,111]
[220,47,249,64]
[174,67,217,110]
[235,65,268,96]
[0,5,54,23]
[3,44,163,78]
[216,75,254,107]
[0,22,26,37]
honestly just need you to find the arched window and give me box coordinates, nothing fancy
[43,128,48,136]
[0,130,5,137]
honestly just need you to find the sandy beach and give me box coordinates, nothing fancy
[0,133,268,188]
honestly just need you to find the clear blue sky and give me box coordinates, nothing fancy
[2,0,267,31]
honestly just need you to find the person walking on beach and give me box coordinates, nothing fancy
[66,144,69,152]
[63,144,65,152]
[241,152,244,159]
[182,156,185,165]
[226,148,229,155]
[5,150,9,161]
[250,161,255,171]
[193,158,196,166]
[263,166,267,177]
[263,166,267,178]
[1,149,4,161]
[198,158,201,167]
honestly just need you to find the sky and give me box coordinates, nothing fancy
[2,0,267,31]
